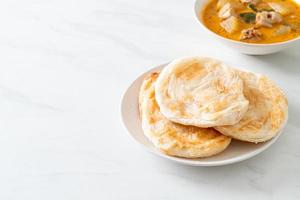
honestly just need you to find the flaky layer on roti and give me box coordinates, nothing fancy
[139,72,231,158]
[155,57,249,127]
[215,70,288,143]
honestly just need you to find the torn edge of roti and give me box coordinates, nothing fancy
[155,56,249,128]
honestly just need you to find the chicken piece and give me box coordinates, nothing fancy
[240,28,262,40]
[240,0,260,5]
[217,0,243,10]
[221,16,240,33]
[218,3,236,19]
[256,11,282,28]
[268,2,294,16]
[274,25,291,36]
[217,0,230,10]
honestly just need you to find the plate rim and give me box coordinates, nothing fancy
[120,63,285,166]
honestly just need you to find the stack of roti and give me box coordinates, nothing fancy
[139,57,288,158]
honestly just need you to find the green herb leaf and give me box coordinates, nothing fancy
[240,12,256,23]
[260,8,275,12]
[248,4,258,12]
[248,3,274,12]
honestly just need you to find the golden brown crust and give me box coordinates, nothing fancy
[214,70,288,143]
[139,72,231,158]
[155,57,249,127]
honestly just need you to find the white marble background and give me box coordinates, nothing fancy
[0,0,299,199]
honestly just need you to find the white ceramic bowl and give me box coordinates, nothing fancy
[120,63,286,166]
[194,0,300,55]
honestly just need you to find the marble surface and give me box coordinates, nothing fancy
[0,0,299,199]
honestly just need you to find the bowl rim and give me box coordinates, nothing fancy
[194,0,300,47]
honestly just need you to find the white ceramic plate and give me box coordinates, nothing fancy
[121,63,284,166]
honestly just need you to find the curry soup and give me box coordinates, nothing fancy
[202,0,300,43]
